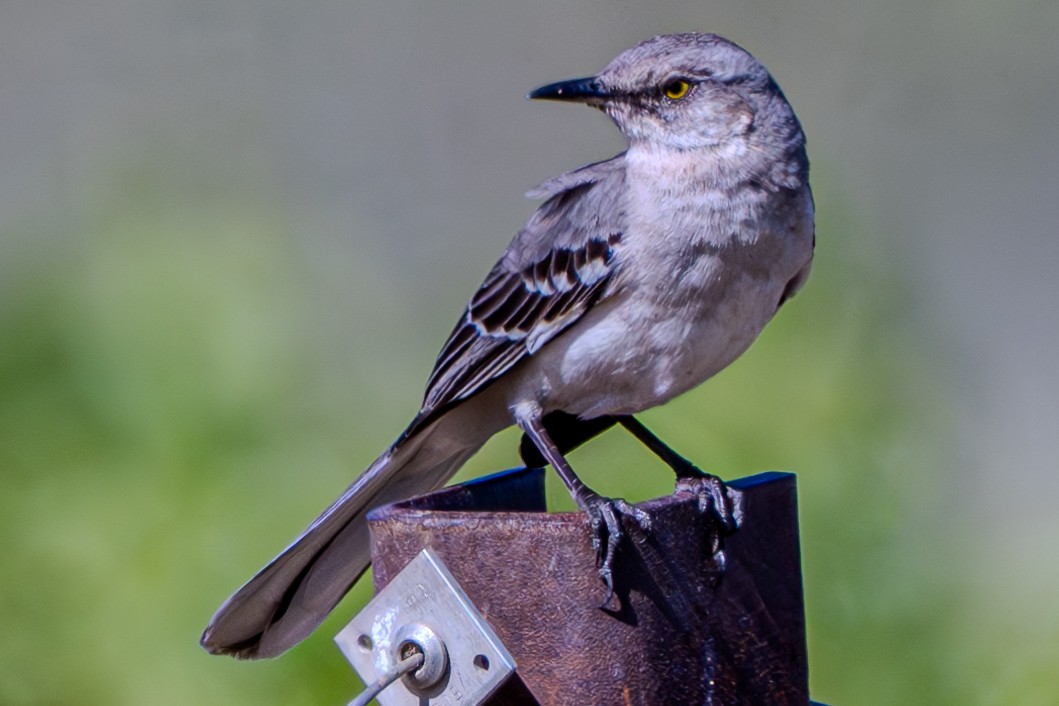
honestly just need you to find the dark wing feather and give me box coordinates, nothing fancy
[402,156,626,438]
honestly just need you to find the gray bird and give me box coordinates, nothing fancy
[201,32,814,660]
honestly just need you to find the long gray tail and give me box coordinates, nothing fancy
[200,420,484,659]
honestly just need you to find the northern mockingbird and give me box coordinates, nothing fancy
[202,32,814,659]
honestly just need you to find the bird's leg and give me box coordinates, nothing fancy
[517,413,649,607]
[615,416,740,533]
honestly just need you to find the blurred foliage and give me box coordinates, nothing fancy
[3,1,1059,702]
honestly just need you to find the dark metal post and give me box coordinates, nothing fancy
[367,468,815,705]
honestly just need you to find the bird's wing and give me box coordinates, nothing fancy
[403,156,626,437]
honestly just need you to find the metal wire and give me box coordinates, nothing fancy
[347,652,425,706]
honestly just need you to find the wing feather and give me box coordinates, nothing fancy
[404,155,626,436]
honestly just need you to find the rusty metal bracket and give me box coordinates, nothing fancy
[341,466,822,705]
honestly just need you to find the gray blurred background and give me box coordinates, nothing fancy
[2,1,1057,704]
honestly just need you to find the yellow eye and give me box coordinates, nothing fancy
[662,79,690,100]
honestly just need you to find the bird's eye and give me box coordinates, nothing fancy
[662,79,690,100]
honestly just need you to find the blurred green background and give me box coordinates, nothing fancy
[2,1,1057,704]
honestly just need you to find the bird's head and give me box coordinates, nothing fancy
[530,33,798,153]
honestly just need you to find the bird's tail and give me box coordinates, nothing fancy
[200,416,487,659]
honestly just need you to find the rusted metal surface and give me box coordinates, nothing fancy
[367,468,810,706]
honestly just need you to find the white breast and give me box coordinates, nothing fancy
[507,144,814,420]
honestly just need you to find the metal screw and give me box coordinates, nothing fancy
[393,622,449,693]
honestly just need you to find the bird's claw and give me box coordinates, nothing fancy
[673,470,741,576]
[583,494,650,609]
[674,470,741,534]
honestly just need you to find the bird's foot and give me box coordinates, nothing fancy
[672,469,741,576]
[580,492,651,609]
[673,467,741,534]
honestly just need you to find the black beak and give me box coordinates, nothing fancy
[527,76,609,102]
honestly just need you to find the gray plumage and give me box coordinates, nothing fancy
[201,32,814,659]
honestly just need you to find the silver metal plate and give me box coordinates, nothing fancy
[336,548,517,705]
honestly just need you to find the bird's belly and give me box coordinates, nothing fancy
[535,270,782,418]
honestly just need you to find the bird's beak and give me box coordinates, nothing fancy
[527,76,609,103]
